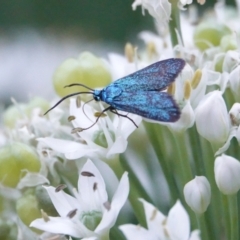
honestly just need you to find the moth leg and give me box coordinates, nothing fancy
[110,108,138,128]
[72,106,112,132]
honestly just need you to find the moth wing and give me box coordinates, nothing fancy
[110,91,180,122]
[110,58,185,92]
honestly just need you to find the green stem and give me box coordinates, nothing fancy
[168,0,183,47]
[200,137,222,239]
[144,122,180,202]
[108,155,147,227]
[228,194,239,240]
[196,213,209,240]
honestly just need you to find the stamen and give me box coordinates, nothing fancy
[103,201,111,211]
[93,182,98,191]
[76,96,81,108]
[147,42,157,59]
[81,171,95,177]
[150,208,158,221]
[68,116,76,122]
[55,184,67,192]
[167,82,176,95]
[71,127,83,134]
[94,112,107,118]
[125,43,134,63]
[41,209,50,222]
[184,80,192,100]
[191,69,202,89]
[67,209,78,218]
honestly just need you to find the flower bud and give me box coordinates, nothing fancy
[35,186,58,217]
[53,52,112,97]
[229,103,240,126]
[220,35,237,52]
[195,91,230,146]
[194,22,231,51]
[0,142,41,187]
[229,66,240,102]
[3,104,27,128]
[184,176,211,214]
[214,154,240,195]
[16,192,41,232]
[25,97,50,116]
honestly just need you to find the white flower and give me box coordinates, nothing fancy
[38,99,141,160]
[132,0,171,26]
[184,176,211,214]
[30,159,130,239]
[214,154,240,195]
[229,66,240,102]
[120,199,200,240]
[195,91,231,146]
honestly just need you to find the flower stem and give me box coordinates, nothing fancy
[228,194,239,240]
[196,213,209,240]
[168,0,183,47]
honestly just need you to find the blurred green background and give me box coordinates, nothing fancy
[1,0,235,106]
[0,0,153,42]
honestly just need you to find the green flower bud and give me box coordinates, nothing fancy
[35,186,58,216]
[92,130,115,148]
[25,97,50,116]
[194,22,231,51]
[0,142,41,187]
[220,35,237,52]
[215,55,224,73]
[53,52,112,97]
[3,104,27,128]
[81,211,102,231]
[16,193,41,233]
[0,219,17,240]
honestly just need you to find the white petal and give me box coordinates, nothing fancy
[95,172,129,234]
[189,230,201,240]
[78,160,108,210]
[139,199,166,238]
[119,224,158,240]
[38,137,98,159]
[17,172,49,189]
[168,101,195,132]
[167,200,190,240]
[44,186,80,217]
[215,127,237,156]
[106,136,128,158]
[30,217,92,238]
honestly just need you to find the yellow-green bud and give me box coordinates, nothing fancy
[194,22,231,51]
[25,97,50,116]
[16,193,41,233]
[220,35,237,52]
[3,104,27,128]
[53,52,112,97]
[35,186,58,217]
[0,142,41,188]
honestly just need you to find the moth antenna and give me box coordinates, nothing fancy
[83,98,94,122]
[110,109,138,128]
[64,83,94,92]
[76,106,112,131]
[44,92,93,115]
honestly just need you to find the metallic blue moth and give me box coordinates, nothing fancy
[45,58,185,130]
